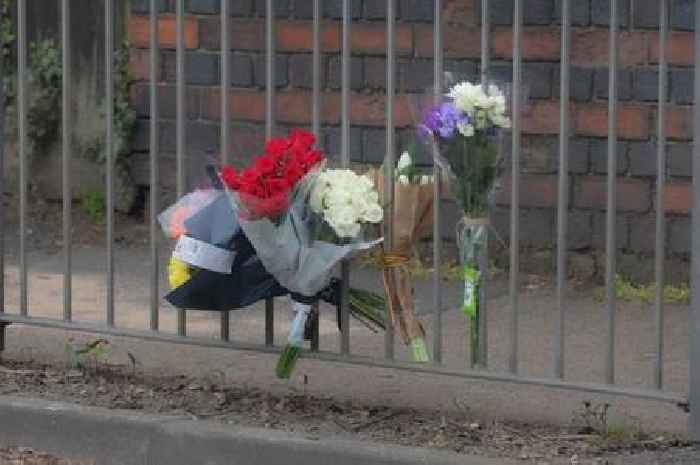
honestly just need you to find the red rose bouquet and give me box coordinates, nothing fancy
[221,130,325,220]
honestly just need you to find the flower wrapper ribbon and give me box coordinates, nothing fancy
[371,169,434,363]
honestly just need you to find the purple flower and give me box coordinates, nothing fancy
[420,103,469,140]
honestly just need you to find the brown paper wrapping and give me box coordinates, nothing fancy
[370,170,434,346]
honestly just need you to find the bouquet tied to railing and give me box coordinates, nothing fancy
[418,79,510,366]
[222,130,384,378]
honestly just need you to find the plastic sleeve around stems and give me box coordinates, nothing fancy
[288,301,312,347]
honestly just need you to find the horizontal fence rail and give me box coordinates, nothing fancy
[0,0,695,438]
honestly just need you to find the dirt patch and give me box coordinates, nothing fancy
[0,359,696,465]
[0,447,90,465]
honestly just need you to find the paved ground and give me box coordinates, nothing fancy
[0,240,692,437]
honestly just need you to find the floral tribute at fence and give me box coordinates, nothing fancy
[418,78,510,365]
[158,130,385,378]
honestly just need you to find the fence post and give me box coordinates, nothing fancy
[689,0,700,442]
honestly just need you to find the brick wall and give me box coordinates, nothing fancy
[127,0,696,284]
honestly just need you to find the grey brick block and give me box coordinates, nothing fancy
[398,0,435,22]
[254,0,290,17]
[633,0,661,28]
[566,211,593,250]
[186,0,219,14]
[521,209,555,249]
[669,217,691,254]
[633,69,670,102]
[628,142,657,177]
[590,139,628,174]
[554,0,590,26]
[671,68,693,105]
[668,143,692,177]
[399,59,434,93]
[328,56,363,90]
[160,121,220,152]
[553,66,594,102]
[254,55,288,88]
[364,57,391,89]
[323,126,363,163]
[444,60,479,81]
[569,138,590,174]
[132,0,170,13]
[229,54,254,88]
[593,212,629,250]
[591,0,629,26]
[523,63,554,99]
[299,0,361,20]
[629,216,657,254]
[594,68,633,101]
[363,1,398,20]
[186,52,221,86]
[671,0,694,31]
[363,128,388,164]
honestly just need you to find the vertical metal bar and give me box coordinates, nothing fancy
[0,3,4,317]
[480,0,489,83]
[689,0,700,440]
[264,0,275,345]
[339,0,351,356]
[0,323,6,352]
[477,0,490,369]
[219,0,231,342]
[432,0,443,364]
[605,0,619,386]
[311,0,322,350]
[17,0,27,316]
[383,0,396,361]
[61,0,72,322]
[149,0,160,331]
[175,0,186,337]
[554,0,571,380]
[310,302,320,352]
[508,0,522,374]
[654,0,668,391]
[105,0,115,327]
[265,298,274,346]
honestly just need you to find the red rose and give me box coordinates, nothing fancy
[221,166,239,190]
[255,156,277,176]
[266,138,290,158]
[289,129,316,151]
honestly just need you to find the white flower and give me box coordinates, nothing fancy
[397,151,412,171]
[457,121,475,137]
[309,169,383,239]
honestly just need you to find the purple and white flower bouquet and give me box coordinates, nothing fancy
[418,80,510,366]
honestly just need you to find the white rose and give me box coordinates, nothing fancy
[363,202,384,223]
[457,121,475,137]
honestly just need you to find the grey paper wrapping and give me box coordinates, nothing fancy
[230,177,381,298]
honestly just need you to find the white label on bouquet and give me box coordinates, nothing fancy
[173,235,235,274]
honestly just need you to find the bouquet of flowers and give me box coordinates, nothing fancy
[419,80,510,366]
[222,130,384,378]
[371,148,434,362]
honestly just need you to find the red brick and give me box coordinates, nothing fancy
[664,183,692,214]
[129,15,198,50]
[277,21,340,52]
[522,101,560,135]
[574,177,650,212]
[665,106,693,141]
[650,32,694,66]
[202,90,414,128]
[574,104,650,140]
[492,27,561,61]
[496,175,559,208]
[129,48,153,82]
[414,25,481,58]
[350,23,412,55]
[571,30,647,67]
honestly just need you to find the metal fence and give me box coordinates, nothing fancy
[0,0,697,438]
